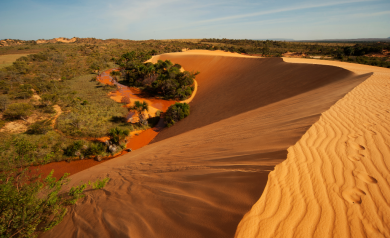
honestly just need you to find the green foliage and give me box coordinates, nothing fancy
[90,177,110,190]
[0,170,69,237]
[0,163,111,238]
[164,102,190,127]
[56,74,128,138]
[120,58,197,100]
[63,140,85,157]
[67,183,88,204]
[108,127,129,145]
[26,120,52,135]
[84,142,106,156]
[3,103,33,120]
[132,100,149,113]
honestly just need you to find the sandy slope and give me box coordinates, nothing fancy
[235,59,390,238]
[41,52,371,238]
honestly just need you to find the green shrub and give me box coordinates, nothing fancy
[84,142,106,156]
[90,177,110,190]
[63,140,85,157]
[3,103,33,120]
[164,102,190,127]
[108,127,129,145]
[0,166,109,237]
[0,170,70,237]
[67,183,88,204]
[26,120,52,135]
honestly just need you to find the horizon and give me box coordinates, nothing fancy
[1,0,389,41]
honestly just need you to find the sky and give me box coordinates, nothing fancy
[0,0,389,41]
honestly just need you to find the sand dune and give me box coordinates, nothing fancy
[235,59,390,238]
[41,52,375,238]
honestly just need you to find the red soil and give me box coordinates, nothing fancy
[99,69,176,111]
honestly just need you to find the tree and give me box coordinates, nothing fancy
[132,101,149,125]
[344,47,355,56]
[3,103,32,120]
[164,103,190,127]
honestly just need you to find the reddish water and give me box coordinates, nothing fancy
[32,69,172,179]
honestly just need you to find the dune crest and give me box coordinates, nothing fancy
[235,59,390,238]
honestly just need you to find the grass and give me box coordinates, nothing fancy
[0,53,30,69]
[56,73,131,138]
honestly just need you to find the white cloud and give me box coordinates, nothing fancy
[196,0,376,24]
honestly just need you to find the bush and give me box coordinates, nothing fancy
[164,102,190,127]
[26,120,52,135]
[84,142,106,156]
[0,170,68,237]
[63,140,85,157]
[108,127,129,145]
[0,166,109,237]
[3,103,33,120]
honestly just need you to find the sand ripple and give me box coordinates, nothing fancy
[235,59,390,238]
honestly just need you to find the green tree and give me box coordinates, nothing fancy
[164,102,190,127]
[132,101,149,125]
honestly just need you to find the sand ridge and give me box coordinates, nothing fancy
[235,58,390,238]
[40,52,373,238]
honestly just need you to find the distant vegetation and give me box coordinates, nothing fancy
[198,38,390,68]
[164,102,190,127]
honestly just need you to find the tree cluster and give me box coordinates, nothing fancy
[120,55,198,100]
[164,102,190,127]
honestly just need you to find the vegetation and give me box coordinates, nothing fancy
[0,168,110,237]
[26,120,52,135]
[131,100,149,125]
[56,74,129,138]
[3,103,33,120]
[118,54,198,100]
[91,177,110,190]
[0,135,110,237]
[164,102,190,127]
[198,38,390,68]
[108,127,129,146]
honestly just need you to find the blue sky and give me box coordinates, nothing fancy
[0,0,389,40]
